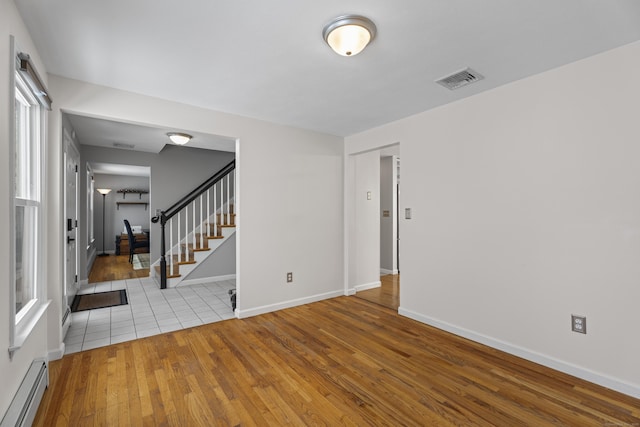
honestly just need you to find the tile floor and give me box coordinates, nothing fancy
[64,277,236,354]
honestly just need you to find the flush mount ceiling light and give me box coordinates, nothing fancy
[167,132,192,145]
[322,15,376,57]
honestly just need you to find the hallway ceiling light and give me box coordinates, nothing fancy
[167,132,192,145]
[322,15,376,57]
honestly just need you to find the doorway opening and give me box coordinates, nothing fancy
[350,144,400,311]
[87,163,151,283]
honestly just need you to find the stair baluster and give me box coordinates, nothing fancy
[199,194,204,249]
[176,212,181,265]
[206,189,210,238]
[169,217,173,274]
[213,183,218,237]
[151,160,235,289]
[225,175,231,225]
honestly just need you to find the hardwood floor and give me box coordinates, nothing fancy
[88,254,149,283]
[35,296,640,426]
[356,274,399,310]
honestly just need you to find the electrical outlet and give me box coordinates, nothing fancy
[571,315,586,334]
[286,272,293,283]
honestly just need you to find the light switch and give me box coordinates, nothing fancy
[405,208,411,219]
[367,191,371,200]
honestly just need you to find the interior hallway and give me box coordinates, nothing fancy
[88,254,150,283]
[355,274,399,310]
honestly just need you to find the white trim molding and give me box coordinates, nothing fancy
[354,281,381,292]
[399,307,640,399]
[178,274,236,287]
[48,342,65,361]
[380,268,398,275]
[237,290,344,319]
[9,301,51,357]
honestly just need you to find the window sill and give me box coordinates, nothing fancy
[9,300,51,357]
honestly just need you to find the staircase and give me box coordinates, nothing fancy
[151,160,235,289]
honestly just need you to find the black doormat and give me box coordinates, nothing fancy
[71,290,128,312]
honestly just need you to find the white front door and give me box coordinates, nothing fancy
[63,131,80,324]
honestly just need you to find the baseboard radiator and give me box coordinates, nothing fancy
[0,359,48,427]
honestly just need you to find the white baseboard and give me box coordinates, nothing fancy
[398,307,640,399]
[61,308,71,340]
[79,279,88,286]
[48,343,65,361]
[380,268,399,275]
[346,288,357,296]
[354,281,381,292]
[178,274,237,287]
[237,290,344,319]
[87,247,96,273]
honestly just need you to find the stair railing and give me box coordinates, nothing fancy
[151,160,235,289]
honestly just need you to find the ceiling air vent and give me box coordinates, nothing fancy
[113,142,135,149]
[436,67,484,90]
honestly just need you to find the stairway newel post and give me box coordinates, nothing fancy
[160,214,167,289]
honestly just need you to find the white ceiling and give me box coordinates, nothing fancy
[91,162,150,177]
[66,113,236,154]
[16,1,640,137]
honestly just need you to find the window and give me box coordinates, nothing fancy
[14,75,41,323]
[9,39,50,354]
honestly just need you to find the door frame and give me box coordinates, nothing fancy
[344,142,401,299]
[62,128,80,331]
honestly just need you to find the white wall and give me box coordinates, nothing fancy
[187,234,236,280]
[46,76,344,334]
[0,0,52,417]
[346,41,640,397]
[347,151,381,292]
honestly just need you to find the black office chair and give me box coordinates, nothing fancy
[124,219,150,263]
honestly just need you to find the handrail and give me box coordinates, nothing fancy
[153,159,235,224]
[151,159,235,289]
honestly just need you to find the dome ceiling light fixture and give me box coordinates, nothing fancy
[322,14,377,57]
[167,132,192,145]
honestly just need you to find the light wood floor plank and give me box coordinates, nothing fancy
[35,296,640,426]
[88,254,149,283]
[355,273,399,309]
